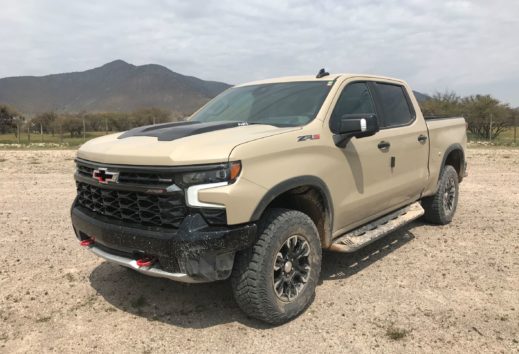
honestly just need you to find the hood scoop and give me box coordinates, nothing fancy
[118,121,244,141]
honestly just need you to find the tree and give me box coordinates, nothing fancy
[462,95,513,140]
[131,108,172,126]
[418,91,513,140]
[0,104,20,134]
[420,91,462,118]
[32,112,58,134]
[54,115,83,137]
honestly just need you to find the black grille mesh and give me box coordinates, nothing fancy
[76,164,174,186]
[76,182,187,228]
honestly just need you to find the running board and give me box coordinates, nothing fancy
[329,202,424,253]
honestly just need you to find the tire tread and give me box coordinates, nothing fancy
[231,208,321,324]
[422,165,459,225]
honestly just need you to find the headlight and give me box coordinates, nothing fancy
[177,161,241,187]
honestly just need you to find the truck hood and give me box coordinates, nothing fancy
[77,121,299,165]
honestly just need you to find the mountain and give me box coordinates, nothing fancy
[413,91,431,102]
[0,60,231,115]
[0,61,432,115]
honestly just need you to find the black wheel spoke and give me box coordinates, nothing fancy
[272,235,311,302]
[443,177,456,213]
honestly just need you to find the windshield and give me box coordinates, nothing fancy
[190,81,333,127]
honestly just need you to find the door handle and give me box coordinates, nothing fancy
[377,141,390,150]
[418,134,428,143]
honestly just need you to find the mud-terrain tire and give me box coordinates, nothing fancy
[231,208,322,324]
[422,165,459,225]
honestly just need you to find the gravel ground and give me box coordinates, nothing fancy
[0,148,518,353]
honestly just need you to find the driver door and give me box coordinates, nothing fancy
[330,81,395,229]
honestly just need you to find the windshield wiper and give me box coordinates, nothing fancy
[246,121,297,128]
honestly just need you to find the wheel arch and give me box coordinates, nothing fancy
[250,176,334,247]
[441,143,466,182]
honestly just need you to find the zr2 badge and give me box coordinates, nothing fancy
[297,134,320,142]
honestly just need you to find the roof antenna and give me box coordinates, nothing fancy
[316,68,329,78]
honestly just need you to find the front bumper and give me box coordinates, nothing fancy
[87,245,203,283]
[71,204,257,282]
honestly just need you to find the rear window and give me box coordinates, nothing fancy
[375,83,414,127]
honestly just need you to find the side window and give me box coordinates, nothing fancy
[330,82,375,131]
[375,83,414,127]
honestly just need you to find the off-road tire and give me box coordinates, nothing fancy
[422,165,459,225]
[231,208,322,324]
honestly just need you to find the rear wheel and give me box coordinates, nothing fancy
[422,165,459,224]
[231,208,322,324]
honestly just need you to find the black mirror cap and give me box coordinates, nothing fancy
[332,114,379,147]
[333,114,379,135]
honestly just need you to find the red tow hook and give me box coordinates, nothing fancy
[136,257,156,268]
[80,238,95,247]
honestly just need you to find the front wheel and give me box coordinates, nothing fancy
[422,165,459,225]
[231,208,322,324]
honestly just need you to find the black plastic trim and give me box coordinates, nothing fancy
[75,173,181,194]
[440,143,466,181]
[75,157,228,174]
[250,176,334,242]
[71,204,257,281]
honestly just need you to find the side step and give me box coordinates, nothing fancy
[329,202,424,253]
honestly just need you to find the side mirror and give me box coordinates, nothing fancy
[333,114,379,147]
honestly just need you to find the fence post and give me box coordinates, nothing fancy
[40,123,44,142]
[17,122,20,144]
[28,125,31,145]
[60,123,63,144]
[489,113,493,142]
[514,115,517,144]
[82,117,86,142]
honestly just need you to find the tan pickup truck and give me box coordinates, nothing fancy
[71,70,467,324]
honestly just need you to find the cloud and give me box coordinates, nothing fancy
[1,0,518,105]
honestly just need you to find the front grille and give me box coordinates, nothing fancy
[76,182,187,228]
[76,164,175,186]
[118,172,174,186]
[77,163,95,179]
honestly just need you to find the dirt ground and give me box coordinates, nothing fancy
[0,148,517,353]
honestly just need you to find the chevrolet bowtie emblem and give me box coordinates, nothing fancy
[92,168,119,184]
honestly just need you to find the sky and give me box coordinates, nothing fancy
[1,0,518,106]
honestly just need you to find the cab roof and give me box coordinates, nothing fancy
[235,73,406,87]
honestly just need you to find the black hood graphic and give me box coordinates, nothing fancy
[117,121,244,141]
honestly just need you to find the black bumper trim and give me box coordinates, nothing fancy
[71,205,257,281]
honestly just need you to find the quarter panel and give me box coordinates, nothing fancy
[423,118,467,196]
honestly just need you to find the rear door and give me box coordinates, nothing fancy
[370,81,429,209]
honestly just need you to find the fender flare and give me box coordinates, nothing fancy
[440,143,466,180]
[250,176,334,244]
